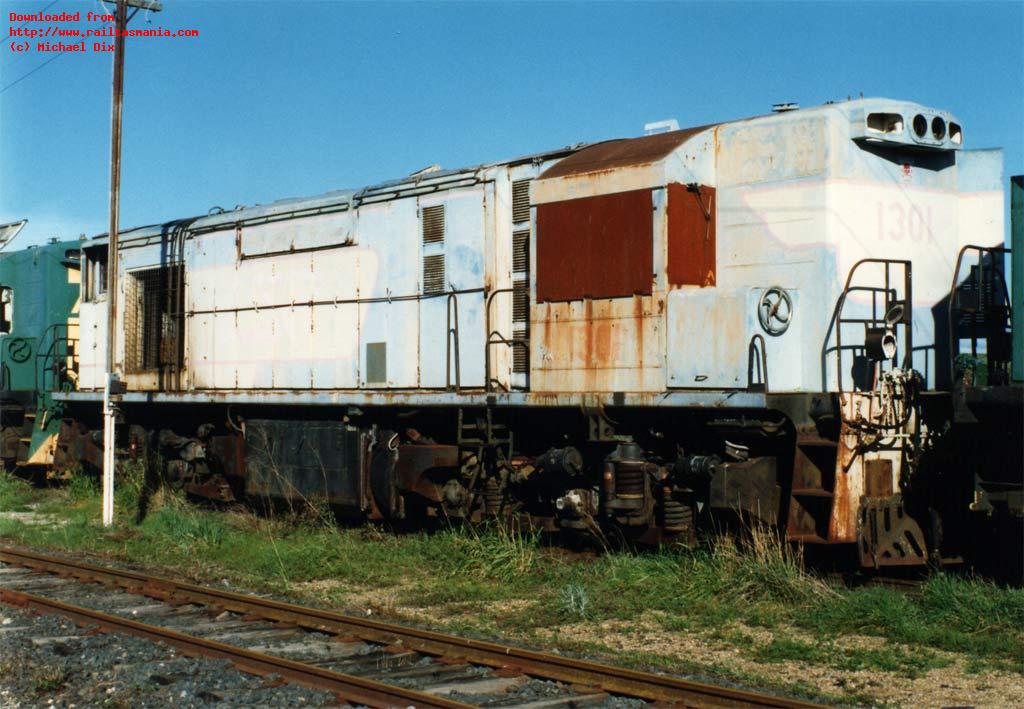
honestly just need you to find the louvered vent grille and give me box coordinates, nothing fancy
[512,279,529,321]
[512,180,531,224]
[423,254,446,295]
[513,327,528,374]
[513,229,530,273]
[422,205,445,244]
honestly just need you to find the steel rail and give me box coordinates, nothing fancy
[0,547,825,708]
[0,586,469,709]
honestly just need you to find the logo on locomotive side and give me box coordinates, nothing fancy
[7,337,32,363]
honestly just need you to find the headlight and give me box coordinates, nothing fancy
[866,328,897,361]
[912,114,928,138]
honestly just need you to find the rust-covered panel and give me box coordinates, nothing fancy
[531,295,664,393]
[830,393,905,543]
[540,126,714,180]
[667,183,716,287]
[536,189,653,302]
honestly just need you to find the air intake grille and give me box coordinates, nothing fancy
[512,180,531,224]
[422,205,445,244]
[513,327,528,374]
[513,229,530,273]
[512,278,529,322]
[423,254,446,295]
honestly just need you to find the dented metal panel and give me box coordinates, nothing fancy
[531,295,664,393]
[238,211,354,258]
[666,289,746,389]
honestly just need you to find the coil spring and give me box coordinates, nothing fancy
[483,477,503,515]
[661,497,692,532]
[615,465,646,498]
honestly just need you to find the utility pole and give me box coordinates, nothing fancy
[103,0,162,527]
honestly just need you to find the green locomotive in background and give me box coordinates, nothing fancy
[0,230,81,474]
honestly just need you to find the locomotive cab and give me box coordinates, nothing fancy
[528,99,1007,563]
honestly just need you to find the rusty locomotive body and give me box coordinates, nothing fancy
[55,98,1020,568]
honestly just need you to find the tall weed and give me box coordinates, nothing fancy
[147,507,226,550]
[688,526,835,606]
[560,583,591,621]
[114,459,147,513]
[66,471,99,502]
[446,522,540,582]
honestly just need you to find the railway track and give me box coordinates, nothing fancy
[0,546,827,708]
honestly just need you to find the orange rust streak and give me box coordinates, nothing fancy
[633,296,645,369]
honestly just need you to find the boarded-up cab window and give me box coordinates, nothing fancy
[535,189,654,302]
[667,183,716,287]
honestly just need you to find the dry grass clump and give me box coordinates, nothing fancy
[444,521,541,582]
[701,526,836,605]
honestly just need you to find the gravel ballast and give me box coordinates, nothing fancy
[0,605,339,708]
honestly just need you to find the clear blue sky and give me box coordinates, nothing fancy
[1,0,1021,246]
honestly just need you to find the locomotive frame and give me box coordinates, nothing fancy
[31,97,1019,571]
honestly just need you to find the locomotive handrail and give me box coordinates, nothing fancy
[484,287,530,393]
[34,322,79,397]
[947,244,1012,386]
[828,258,912,395]
[747,334,769,393]
[446,293,461,392]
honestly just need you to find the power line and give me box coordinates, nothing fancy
[0,50,69,95]
[1,0,61,45]
[0,0,157,95]
[0,0,67,95]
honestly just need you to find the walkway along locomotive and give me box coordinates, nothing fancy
[50,98,1021,569]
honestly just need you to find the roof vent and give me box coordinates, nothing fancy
[772,102,799,113]
[410,164,442,178]
[644,119,679,135]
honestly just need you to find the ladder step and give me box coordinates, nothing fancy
[792,487,833,498]
[797,437,837,448]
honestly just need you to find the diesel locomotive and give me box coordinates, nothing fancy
[11,98,1021,570]
[0,235,80,473]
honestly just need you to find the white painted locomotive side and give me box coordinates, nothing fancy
[671,114,832,392]
[76,300,106,390]
[68,99,1004,403]
[673,101,1003,393]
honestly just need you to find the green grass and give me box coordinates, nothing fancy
[0,471,34,511]
[0,466,1021,705]
[749,636,949,678]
